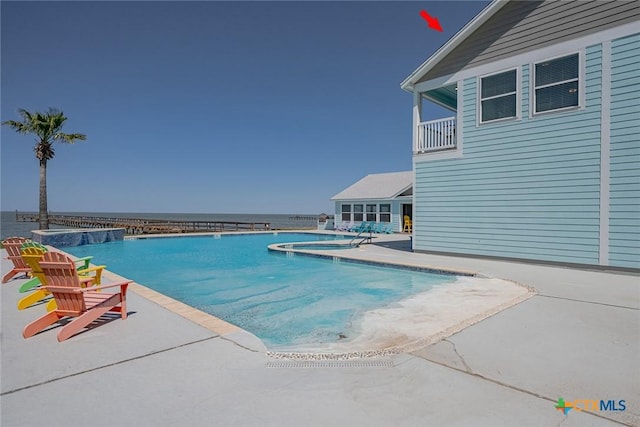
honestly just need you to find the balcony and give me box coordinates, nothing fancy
[415,116,456,154]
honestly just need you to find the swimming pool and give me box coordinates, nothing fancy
[65,233,458,350]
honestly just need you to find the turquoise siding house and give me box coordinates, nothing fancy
[401,0,639,269]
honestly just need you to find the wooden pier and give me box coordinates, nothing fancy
[15,213,271,235]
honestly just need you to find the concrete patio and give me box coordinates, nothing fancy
[1,235,638,427]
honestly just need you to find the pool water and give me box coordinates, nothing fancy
[66,233,457,349]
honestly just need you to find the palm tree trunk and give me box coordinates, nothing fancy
[39,159,49,230]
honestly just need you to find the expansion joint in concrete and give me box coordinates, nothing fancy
[413,355,633,427]
[1,336,218,396]
[538,294,639,311]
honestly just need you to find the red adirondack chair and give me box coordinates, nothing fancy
[23,251,132,342]
[2,237,32,283]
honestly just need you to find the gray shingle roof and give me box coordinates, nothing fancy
[331,171,413,200]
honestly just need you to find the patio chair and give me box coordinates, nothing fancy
[18,244,105,311]
[403,216,412,233]
[344,221,355,232]
[336,221,353,232]
[2,237,32,283]
[350,222,370,233]
[373,223,390,234]
[18,242,95,293]
[23,251,132,342]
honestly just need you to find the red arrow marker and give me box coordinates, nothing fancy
[420,10,443,32]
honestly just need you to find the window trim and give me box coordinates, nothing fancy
[477,67,520,125]
[341,204,351,222]
[353,204,364,222]
[531,51,584,116]
[379,204,391,223]
[365,204,377,222]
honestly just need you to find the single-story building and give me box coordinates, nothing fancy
[331,171,413,232]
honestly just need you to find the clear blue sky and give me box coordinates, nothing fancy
[1,1,489,214]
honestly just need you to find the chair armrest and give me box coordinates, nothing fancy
[77,265,106,285]
[78,265,106,274]
[82,281,132,293]
[45,281,132,294]
[79,276,96,286]
[75,256,94,270]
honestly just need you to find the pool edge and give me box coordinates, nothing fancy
[61,235,537,360]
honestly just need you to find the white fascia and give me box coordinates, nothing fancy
[400,0,505,93]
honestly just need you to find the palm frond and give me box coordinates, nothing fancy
[54,132,87,144]
[1,119,31,134]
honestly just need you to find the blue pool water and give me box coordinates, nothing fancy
[66,233,457,349]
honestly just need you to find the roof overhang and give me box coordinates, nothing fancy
[400,0,507,92]
[390,183,413,199]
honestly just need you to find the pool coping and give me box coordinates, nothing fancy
[267,241,478,277]
[64,231,536,360]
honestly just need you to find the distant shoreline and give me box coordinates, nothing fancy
[1,211,326,240]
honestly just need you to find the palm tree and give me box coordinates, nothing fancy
[2,108,87,230]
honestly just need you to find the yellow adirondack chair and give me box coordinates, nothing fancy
[18,241,94,293]
[403,215,412,233]
[23,251,131,342]
[2,237,32,283]
[18,244,106,311]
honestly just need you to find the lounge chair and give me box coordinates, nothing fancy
[383,223,394,234]
[22,251,132,342]
[335,221,353,232]
[18,242,94,293]
[373,222,390,234]
[350,222,371,233]
[18,244,106,311]
[2,237,32,283]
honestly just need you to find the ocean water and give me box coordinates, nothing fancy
[0,211,320,240]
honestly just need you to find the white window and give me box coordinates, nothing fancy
[479,69,517,123]
[534,53,579,114]
[341,204,351,222]
[379,204,391,222]
[366,204,377,221]
[353,204,363,222]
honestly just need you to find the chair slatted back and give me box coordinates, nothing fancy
[20,241,47,253]
[38,252,86,313]
[20,245,48,284]
[2,237,31,268]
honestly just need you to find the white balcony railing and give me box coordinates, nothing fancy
[415,116,456,154]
